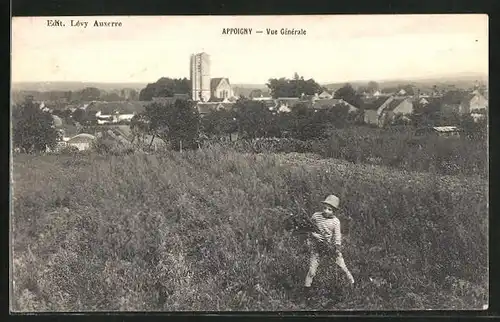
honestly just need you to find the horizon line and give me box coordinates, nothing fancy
[12,73,488,85]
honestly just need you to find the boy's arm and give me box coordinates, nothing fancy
[332,218,342,254]
[309,214,324,241]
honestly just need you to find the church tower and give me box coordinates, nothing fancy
[190,52,211,102]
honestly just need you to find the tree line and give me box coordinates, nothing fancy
[13,87,140,105]
[12,73,487,153]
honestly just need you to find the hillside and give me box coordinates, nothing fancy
[13,72,486,95]
[323,73,488,91]
[11,147,487,311]
[11,82,147,92]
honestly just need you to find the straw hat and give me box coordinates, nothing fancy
[322,194,340,209]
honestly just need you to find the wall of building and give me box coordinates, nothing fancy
[393,99,414,115]
[469,94,488,113]
[364,110,378,125]
[68,142,91,151]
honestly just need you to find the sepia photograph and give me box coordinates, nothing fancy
[10,14,488,312]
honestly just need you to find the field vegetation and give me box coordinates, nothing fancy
[12,143,488,311]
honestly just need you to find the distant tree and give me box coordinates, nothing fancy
[129,89,138,101]
[140,99,200,150]
[101,92,122,101]
[139,77,191,101]
[12,97,58,153]
[356,86,369,95]
[402,85,415,96]
[460,114,487,140]
[410,101,441,127]
[249,89,263,99]
[234,100,279,138]
[266,75,322,98]
[64,91,73,102]
[79,87,101,101]
[367,81,379,93]
[201,109,238,137]
[71,108,87,125]
[168,100,201,150]
[287,104,332,140]
[52,109,72,120]
[438,110,461,126]
[334,83,363,108]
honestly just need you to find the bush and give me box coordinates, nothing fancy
[316,126,486,177]
[92,137,116,154]
[59,145,80,154]
[12,99,59,153]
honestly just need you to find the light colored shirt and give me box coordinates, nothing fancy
[310,212,342,246]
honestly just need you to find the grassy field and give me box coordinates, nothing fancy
[11,146,488,311]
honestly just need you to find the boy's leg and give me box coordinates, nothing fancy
[335,253,355,284]
[305,251,320,287]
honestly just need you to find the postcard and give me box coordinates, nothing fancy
[10,14,488,312]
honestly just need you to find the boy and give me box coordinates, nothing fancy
[304,194,355,288]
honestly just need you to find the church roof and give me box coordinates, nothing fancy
[210,78,230,91]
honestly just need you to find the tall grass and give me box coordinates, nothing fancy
[11,146,488,311]
[206,126,487,177]
[319,127,487,177]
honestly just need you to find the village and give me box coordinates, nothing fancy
[13,52,488,152]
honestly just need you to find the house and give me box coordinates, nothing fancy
[210,78,233,100]
[51,115,64,128]
[275,98,311,112]
[379,97,414,126]
[65,133,97,151]
[252,96,274,101]
[312,98,358,113]
[362,96,394,126]
[415,126,461,138]
[466,90,488,114]
[440,90,485,115]
[88,101,147,124]
[397,89,407,96]
[318,90,333,99]
[419,97,430,106]
[95,111,114,124]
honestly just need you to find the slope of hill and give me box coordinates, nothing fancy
[12,82,147,92]
[12,146,487,311]
[322,73,488,91]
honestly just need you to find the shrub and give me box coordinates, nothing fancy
[12,99,59,153]
[59,145,80,154]
[316,126,486,177]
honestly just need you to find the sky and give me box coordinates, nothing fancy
[11,14,488,84]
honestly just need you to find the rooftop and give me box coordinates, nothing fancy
[88,101,148,114]
[362,96,391,110]
[433,126,460,132]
